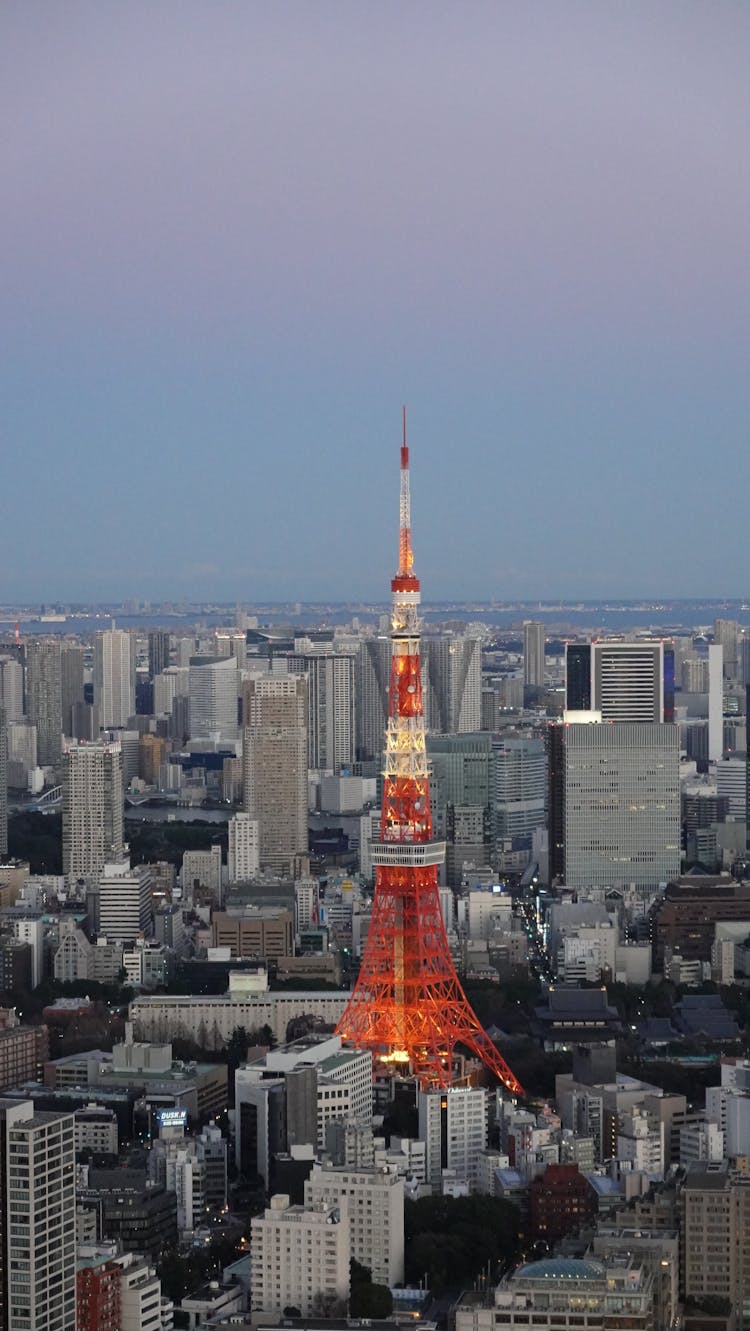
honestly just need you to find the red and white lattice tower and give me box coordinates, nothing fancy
[337,413,523,1094]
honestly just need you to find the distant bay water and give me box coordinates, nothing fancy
[3,600,749,636]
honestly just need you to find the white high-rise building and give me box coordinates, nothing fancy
[243,675,308,873]
[418,1085,488,1191]
[62,742,124,881]
[523,621,545,688]
[717,756,746,819]
[708,644,724,761]
[227,812,260,883]
[424,636,482,733]
[26,641,63,766]
[305,1163,405,1286]
[188,656,238,746]
[250,1194,350,1318]
[153,667,189,716]
[98,861,154,943]
[294,876,319,931]
[0,1099,76,1331]
[591,641,664,722]
[94,629,135,728]
[288,649,356,772]
[0,655,24,722]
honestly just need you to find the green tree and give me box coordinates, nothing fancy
[349,1261,393,1318]
[404,1195,519,1292]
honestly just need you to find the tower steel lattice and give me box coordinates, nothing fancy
[336,414,523,1095]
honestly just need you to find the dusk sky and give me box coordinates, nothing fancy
[3,3,749,603]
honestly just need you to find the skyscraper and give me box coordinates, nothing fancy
[424,635,481,733]
[356,637,390,762]
[523,621,545,688]
[565,641,664,722]
[243,675,308,873]
[0,656,24,723]
[0,708,7,859]
[94,630,135,728]
[62,742,124,880]
[714,618,739,679]
[147,630,171,680]
[0,1099,77,1331]
[228,812,260,882]
[188,655,239,746]
[288,648,356,771]
[548,718,680,890]
[60,645,84,737]
[493,735,547,840]
[25,640,62,766]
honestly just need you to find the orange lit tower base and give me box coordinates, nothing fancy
[337,416,523,1095]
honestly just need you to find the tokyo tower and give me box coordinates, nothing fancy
[336,414,523,1095]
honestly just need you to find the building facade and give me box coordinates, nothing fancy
[243,676,308,874]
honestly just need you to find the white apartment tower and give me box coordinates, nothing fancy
[62,742,124,880]
[305,1163,405,1285]
[0,656,24,722]
[288,649,356,772]
[243,675,308,873]
[0,1099,76,1331]
[94,629,135,729]
[228,812,260,883]
[250,1194,350,1318]
[25,641,63,766]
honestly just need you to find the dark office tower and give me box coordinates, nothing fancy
[148,631,170,680]
[25,640,63,766]
[746,686,750,853]
[565,644,591,712]
[663,645,675,723]
[0,708,7,858]
[547,723,566,882]
[356,638,390,762]
[60,645,84,736]
[523,621,545,688]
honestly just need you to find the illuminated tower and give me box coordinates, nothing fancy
[337,415,522,1094]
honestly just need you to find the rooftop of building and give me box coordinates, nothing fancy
[515,1258,605,1282]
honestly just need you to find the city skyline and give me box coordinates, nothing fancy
[3,3,750,602]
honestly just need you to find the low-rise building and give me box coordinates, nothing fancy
[455,1256,653,1331]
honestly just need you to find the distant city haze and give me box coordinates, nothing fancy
[2,3,749,601]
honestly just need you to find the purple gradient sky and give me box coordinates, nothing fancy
[2,2,749,602]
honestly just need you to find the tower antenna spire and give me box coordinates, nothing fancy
[398,405,413,578]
